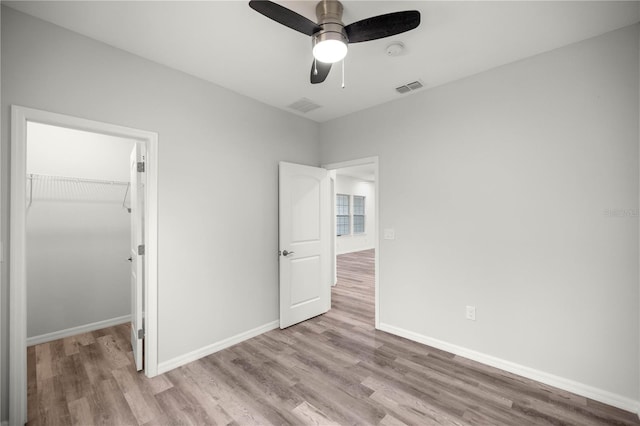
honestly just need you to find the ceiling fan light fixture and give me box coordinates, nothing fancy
[313,32,348,64]
[249,0,421,83]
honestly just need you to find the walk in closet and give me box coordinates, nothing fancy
[26,122,136,344]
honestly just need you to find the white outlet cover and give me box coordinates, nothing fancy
[384,228,395,240]
[466,306,476,321]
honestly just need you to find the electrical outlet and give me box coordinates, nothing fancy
[466,305,476,321]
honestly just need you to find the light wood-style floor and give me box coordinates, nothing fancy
[28,249,639,425]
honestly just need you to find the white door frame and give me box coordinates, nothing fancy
[322,156,380,328]
[9,105,160,426]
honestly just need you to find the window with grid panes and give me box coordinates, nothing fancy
[336,194,350,236]
[353,195,365,234]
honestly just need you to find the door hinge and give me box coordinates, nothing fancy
[137,328,145,339]
[137,162,145,173]
[138,244,145,255]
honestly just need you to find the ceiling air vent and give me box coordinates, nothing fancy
[395,80,424,94]
[287,98,322,113]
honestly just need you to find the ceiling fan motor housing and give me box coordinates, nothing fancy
[313,0,349,47]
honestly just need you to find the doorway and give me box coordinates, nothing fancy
[25,122,136,347]
[323,157,379,328]
[9,106,159,426]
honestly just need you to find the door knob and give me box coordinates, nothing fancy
[127,257,133,262]
[282,250,295,257]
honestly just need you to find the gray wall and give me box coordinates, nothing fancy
[322,24,640,402]
[1,6,320,419]
[27,200,130,338]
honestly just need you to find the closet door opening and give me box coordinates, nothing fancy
[26,122,138,351]
[9,106,159,426]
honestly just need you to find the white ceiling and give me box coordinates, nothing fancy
[336,163,376,182]
[6,1,640,122]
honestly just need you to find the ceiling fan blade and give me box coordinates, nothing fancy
[310,60,332,84]
[249,0,321,37]
[344,10,420,43]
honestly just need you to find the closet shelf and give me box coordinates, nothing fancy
[27,174,131,208]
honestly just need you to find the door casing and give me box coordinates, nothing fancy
[8,105,159,426]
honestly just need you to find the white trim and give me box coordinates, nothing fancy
[26,315,131,347]
[10,106,28,426]
[144,120,160,379]
[322,157,380,329]
[1,6,3,424]
[9,106,160,426]
[158,320,280,374]
[379,323,640,415]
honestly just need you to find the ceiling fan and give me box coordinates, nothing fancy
[249,0,421,84]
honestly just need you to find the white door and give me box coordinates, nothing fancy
[279,162,331,328]
[130,144,145,371]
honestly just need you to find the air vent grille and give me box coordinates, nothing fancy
[395,80,424,94]
[287,98,322,113]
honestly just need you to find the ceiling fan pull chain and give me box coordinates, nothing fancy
[341,58,345,88]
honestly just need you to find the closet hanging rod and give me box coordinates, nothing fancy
[27,173,129,186]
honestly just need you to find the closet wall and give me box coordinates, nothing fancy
[26,122,136,342]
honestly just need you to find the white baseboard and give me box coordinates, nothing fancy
[378,323,639,415]
[27,315,131,346]
[158,320,280,374]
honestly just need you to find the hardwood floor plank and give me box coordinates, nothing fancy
[379,413,409,426]
[67,397,93,426]
[587,399,640,425]
[62,335,80,357]
[26,249,640,426]
[58,353,93,404]
[35,343,55,382]
[292,380,382,425]
[111,367,163,425]
[394,357,514,411]
[182,359,273,425]
[143,373,174,396]
[96,334,131,370]
[200,354,301,425]
[369,389,470,426]
[88,378,137,426]
[291,401,341,425]
[159,364,233,425]
[79,342,111,386]
[27,345,39,424]
[154,386,213,425]
[75,332,96,346]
